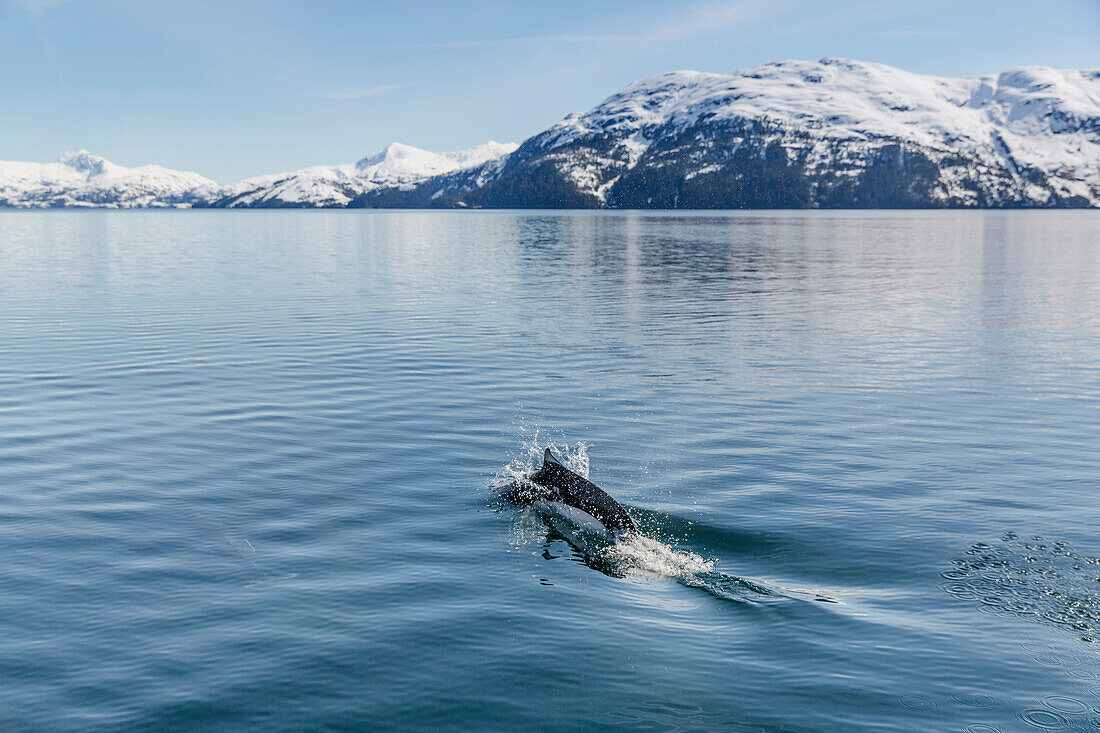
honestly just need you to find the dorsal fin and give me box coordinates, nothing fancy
[544,448,563,467]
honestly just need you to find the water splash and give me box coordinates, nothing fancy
[943,532,1100,644]
[600,533,716,579]
[590,533,776,603]
[495,430,590,484]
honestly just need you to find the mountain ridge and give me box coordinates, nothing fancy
[460,58,1100,209]
[3,59,1098,209]
[0,150,217,208]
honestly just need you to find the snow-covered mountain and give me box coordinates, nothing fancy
[0,142,517,209]
[206,141,517,208]
[3,60,1098,209]
[459,59,1100,209]
[0,151,216,208]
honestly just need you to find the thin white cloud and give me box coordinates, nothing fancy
[323,84,404,101]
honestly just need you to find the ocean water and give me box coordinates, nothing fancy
[1,210,1098,732]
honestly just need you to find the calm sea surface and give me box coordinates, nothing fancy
[1,211,1099,732]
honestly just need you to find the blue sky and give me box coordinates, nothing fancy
[3,0,1097,182]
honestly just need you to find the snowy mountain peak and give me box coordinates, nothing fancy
[354,140,519,181]
[515,58,1100,208]
[212,140,518,208]
[561,58,1096,141]
[59,150,111,175]
[0,152,216,208]
[355,142,422,169]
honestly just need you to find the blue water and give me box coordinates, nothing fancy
[1,211,1098,732]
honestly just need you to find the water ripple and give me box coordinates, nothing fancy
[943,533,1100,643]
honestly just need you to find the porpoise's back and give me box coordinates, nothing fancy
[530,448,637,536]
